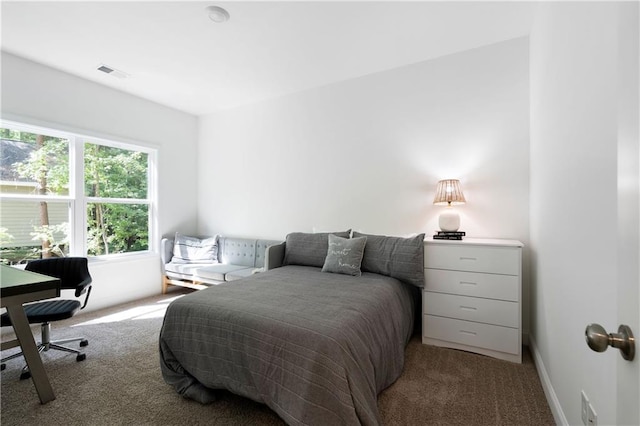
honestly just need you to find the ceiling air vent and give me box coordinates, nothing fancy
[96,64,129,79]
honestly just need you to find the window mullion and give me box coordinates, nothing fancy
[71,137,86,256]
[148,150,158,253]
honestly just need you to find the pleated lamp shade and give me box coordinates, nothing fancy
[433,179,466,232]
[433,179,466,206]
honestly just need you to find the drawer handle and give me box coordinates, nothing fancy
[460,281,477,286]
[460,330,477,336]
[460,305,478,311]
[460,257,477,261]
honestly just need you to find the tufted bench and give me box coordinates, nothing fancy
[161,236,282,293]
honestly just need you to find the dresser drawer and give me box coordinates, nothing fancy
[424,292,518,328]
[423,315,519,355]
[424,244,520,275]
[424,269,519,301]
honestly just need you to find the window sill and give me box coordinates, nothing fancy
[88,251,158,265]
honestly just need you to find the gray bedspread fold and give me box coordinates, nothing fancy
[159,265,415,425]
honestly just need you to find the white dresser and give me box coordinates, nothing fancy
[422,237,523,363]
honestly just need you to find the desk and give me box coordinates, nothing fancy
[1,264,60,404]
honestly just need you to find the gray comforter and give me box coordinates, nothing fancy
[159,265,415,425]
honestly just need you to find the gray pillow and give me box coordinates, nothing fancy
[283,230,351,268]
[352,232,425,287]
[172,233,219,263]
[322,234,367,277]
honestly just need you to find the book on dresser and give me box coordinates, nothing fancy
[432,231,465,240]
[422,237,524,363]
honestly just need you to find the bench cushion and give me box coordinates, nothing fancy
[165,261,215,277]
[195,264,250,282]
[225,267,263,282]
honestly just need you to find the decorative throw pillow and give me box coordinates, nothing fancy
[283,230,351,268]
[352,232,425,287]
[322,234,367,277]
[172,233,219,263]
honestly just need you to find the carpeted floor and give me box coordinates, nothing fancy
[1,290,554,425]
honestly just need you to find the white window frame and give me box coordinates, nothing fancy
[0,119,158,258]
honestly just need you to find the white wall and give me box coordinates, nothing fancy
[198,38,531,331]
[1,52,199,311]
[529,3,634,424]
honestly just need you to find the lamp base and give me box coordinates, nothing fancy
[439,210,460,232]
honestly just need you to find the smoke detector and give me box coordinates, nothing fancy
[206,5,230,23]
[96,64,129,79]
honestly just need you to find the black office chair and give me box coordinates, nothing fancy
[0,257,92,380]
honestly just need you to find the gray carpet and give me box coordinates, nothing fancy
[1,290,554,425]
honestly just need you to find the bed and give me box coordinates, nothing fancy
[159,232,424,425]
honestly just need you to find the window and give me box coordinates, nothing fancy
[0,120,156,264]
[84,143,150,256]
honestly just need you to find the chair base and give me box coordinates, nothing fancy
[0,322,88,379]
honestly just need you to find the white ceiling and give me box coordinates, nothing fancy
[1,1,536,116]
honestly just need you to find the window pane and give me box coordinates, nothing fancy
[86,203,148,256]
[0,128,70,196]
[84,143,148,199]
[0,199,70,264]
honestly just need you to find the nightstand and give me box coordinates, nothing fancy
[422,237,523,363]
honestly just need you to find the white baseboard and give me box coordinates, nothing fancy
[529,335,568,426]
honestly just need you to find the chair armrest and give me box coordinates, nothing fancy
[265,242,285,270]
[161,238,174,266]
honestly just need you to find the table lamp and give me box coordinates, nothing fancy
[433,179,466,232]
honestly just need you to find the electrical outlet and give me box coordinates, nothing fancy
[588,402,598,426]
[581,390,589,425]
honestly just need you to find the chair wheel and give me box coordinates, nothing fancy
[20,371,31,380]
[76,353,86,362]
[1,363,5,371]
[80,339,89,347]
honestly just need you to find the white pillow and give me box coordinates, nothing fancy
[172,233,218,263]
